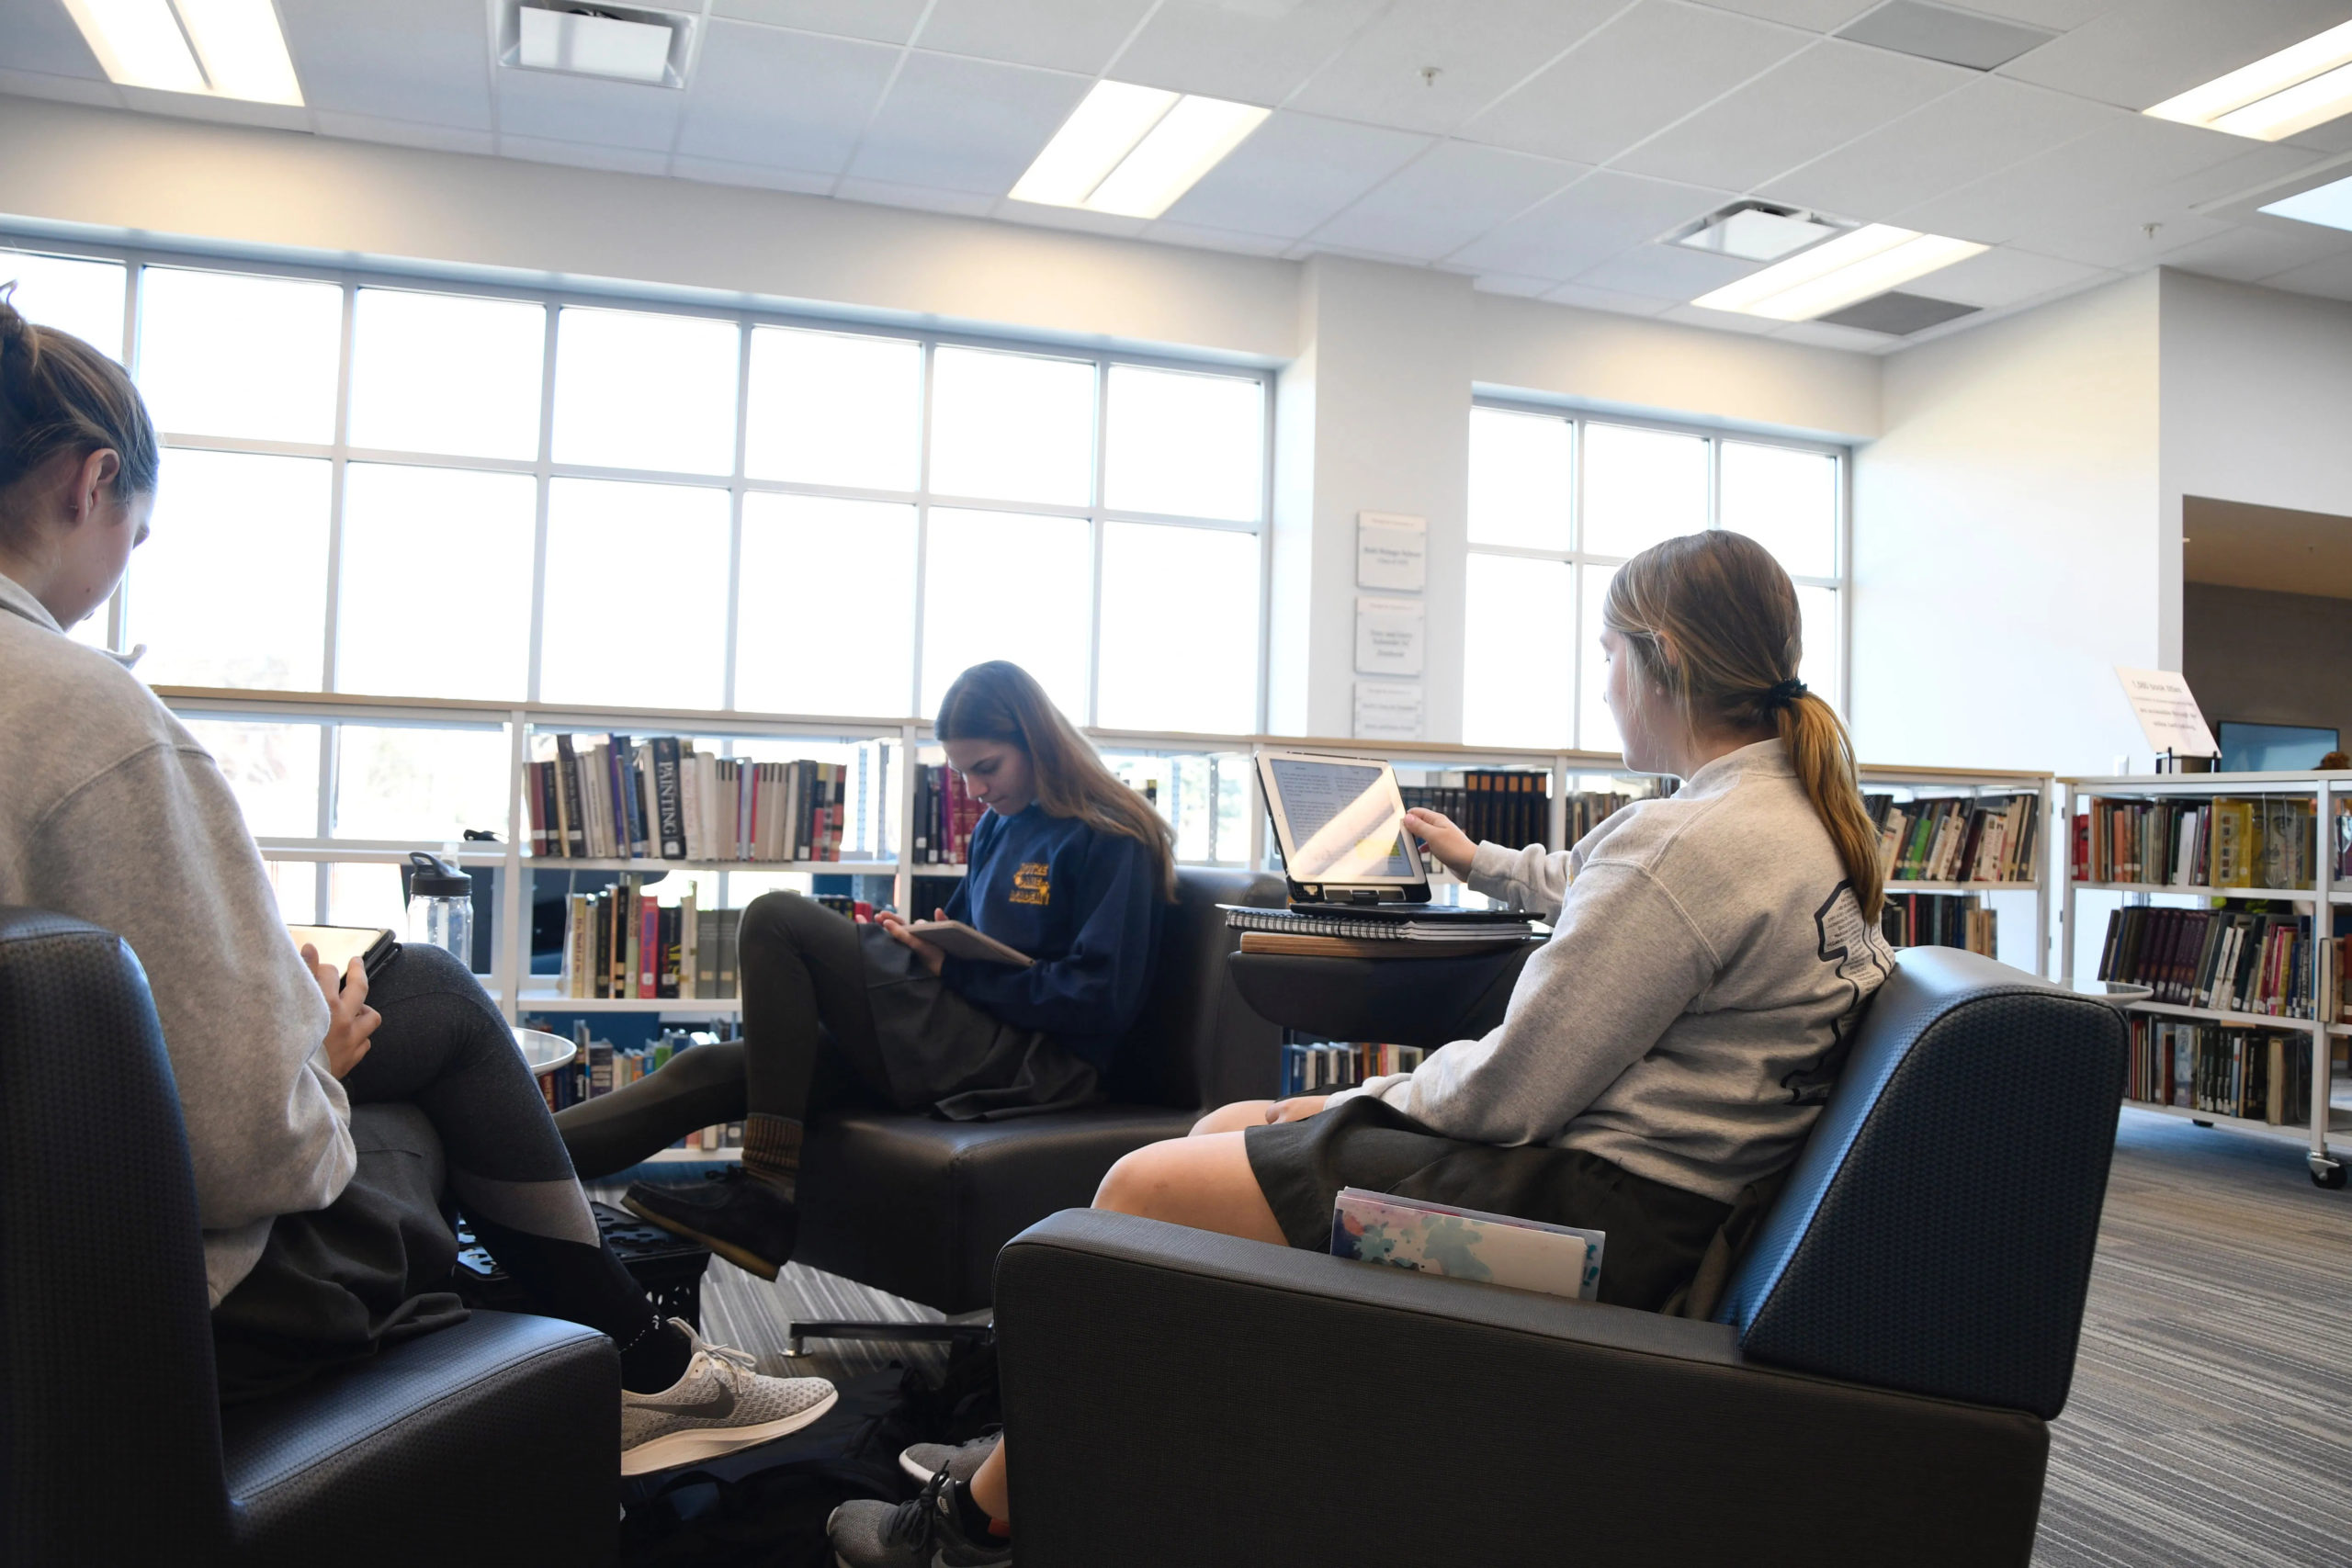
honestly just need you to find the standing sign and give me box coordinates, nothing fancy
[2114,667,2219,758]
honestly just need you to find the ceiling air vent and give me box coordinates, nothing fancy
[1836,1,2055,73]
[1815,290,1981,336]
[503,3,694,87]
[1671,201,1844,263]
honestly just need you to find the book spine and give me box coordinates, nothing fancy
[677,889,695,999]
[718,908,740,998]
[653,737,687,859]
[696,906,719,999]
[659,903,680,999]
[554,734,585,857]
[639,894,659,999]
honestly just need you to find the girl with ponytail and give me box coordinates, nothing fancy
[1090,528,1898,1325]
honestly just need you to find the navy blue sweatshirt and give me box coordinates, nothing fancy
[938,805,1163,1073]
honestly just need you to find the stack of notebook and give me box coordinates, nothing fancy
[1222,905,1543,957]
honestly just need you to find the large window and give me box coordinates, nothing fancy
[1464,404,1846,751]
[2,244,1269,735]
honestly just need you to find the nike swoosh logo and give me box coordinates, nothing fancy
[639,1385,736,1419]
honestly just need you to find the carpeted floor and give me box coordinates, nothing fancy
[621,1108,2352,1564]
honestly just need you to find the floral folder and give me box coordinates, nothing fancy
[1330,1187,1604,1302]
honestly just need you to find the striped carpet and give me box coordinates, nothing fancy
[627,1109,2352,1564]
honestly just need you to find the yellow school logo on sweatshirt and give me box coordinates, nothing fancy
[1011,863,1051,906]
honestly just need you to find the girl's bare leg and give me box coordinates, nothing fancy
[1188,1098,1275,1136]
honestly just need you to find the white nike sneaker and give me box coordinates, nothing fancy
[620,1318,839,1476]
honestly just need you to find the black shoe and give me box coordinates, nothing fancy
[623,1168,798,1280]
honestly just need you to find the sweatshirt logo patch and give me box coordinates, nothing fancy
[1782,882,1894,1105]
[1010,862,1051,906]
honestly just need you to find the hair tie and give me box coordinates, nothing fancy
[1763,677,1807,710]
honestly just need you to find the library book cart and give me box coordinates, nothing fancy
[2059,770,2350,1188]
[151,684,2054,1162]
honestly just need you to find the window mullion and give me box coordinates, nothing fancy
[526,303,559,705]
[1087,359,1108,729]
[724,317,751,712]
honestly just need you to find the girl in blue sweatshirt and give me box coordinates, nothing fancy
[559,660,1173,1279]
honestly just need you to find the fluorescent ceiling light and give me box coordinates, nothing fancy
[1010,80,1269,220]
[61,0,303,105]
[2143,19,2352,141]
[1691,223,1987,321]
[2260,171,2352,231]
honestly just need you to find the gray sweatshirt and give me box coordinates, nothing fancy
[0,572,353,1305]
[1329,739,1896,1203]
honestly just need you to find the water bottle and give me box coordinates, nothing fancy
[406,851,473,968]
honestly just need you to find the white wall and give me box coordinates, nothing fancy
[2158,269,2352,668]
[1851,272,2163,776]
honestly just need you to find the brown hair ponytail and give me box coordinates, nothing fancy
[0,287,159,546]
[1603,531,1883,921]
[936,660,1178,901]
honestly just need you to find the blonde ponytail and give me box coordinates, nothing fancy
[1605,531,1883,921]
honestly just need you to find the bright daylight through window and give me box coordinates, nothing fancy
[1463,405,1844,753]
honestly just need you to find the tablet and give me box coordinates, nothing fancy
[288,924,401,984]
[1256,751,1425,891]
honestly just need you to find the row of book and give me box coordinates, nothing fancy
[1280,1041,1428,1097]
[526,732,882,863]
[912,763,979,865]
[1397,772,1556,852]
[1881,892,1996,956]
[2125,1015,2312,1125]
[2072,795,2318,889]
[555,884,875,998]
[2096,905,2346,1020]
[524,1025,748,1151]
[1863,792,2041,885]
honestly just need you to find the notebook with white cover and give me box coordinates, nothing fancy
[1330,1187,1603,1302]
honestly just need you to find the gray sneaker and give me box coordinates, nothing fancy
[828,1472,1012,1568]
[898,1431,1000,1484]
[620,1319,838,1476]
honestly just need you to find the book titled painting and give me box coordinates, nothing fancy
[1330,1188,1603,1302]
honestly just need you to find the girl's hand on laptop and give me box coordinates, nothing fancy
[301,943,379,1080]
[1402,807,1476,880]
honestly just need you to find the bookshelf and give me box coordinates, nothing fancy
[155,682,2055,1009]
[2059,770,2350,1187]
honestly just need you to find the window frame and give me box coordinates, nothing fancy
[7,234,1276,736]
[1467,397,1853,747]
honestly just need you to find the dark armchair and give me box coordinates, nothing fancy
[0,908,619,1566]
[994,946,2128,1567]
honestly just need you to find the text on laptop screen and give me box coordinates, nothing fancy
[1267,759,1416,882]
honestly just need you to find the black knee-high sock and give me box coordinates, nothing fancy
[467,1214,690,1393]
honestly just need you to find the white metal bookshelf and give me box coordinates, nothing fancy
[2059,770,2350,1187]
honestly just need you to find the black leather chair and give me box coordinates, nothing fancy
[791,866,1285,1316]
[993,947,2128,1567]
[0,908,619,1566]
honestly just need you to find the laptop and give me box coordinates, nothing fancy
[1255,750,1529,921]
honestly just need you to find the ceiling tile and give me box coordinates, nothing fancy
[917,0,1157,75]
[2259,248,2352,300]
[496,63,687,151]
[114,86,307,130]
[1308,141,1584,261]
[713,0,931,46]
[1996,0,2352,110]
[1999,209,2234,268]
[1542,278,1678,314]
[1955,0,2120,26]
[1903,243,2106,305]
[1472,271,1567,297]
[1159,111,1430,238]
[0,0,105,77]
[993,200,1150,239]
[1112,0,1384,106]
[0,67,121,109]
[2158,223,2352,283]
[675,20,897,172]
[1895,115,2280,243]
[833,176,1001,216]
[1463,1,1810,166]
[669,154,839,195]
[1758,74,2122,219]
[1449,168,1735,278]
[279,0,492,130]
[311,109,498,156]
[843,51,1090,195]
[1141,220,1299,258]
[1690,0,1878,29]
[1772,318,1898,349]
[499,135,672,176]
[1613,38,1972,193]
[1287,0,1625,135]
[1572,242,1762,299]
[1658,300,1782,333]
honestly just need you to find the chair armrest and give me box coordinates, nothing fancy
[995,1210,2047,1568]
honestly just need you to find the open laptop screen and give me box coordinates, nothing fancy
[1259,753,1422,886]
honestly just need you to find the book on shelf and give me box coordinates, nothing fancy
[1281,1040,1427,1096]
[560,877,732,1000]
[1330,1188,1604,1303]
[520,1022,744,1152]
[1880,892,1997,956]
[1397,771,1556,853]
[2071,795,2317,889]
[527,732,886,863]
[2124,1014,2313,1125]
[912,762,979,865]
[2096,905,2350,1020]
[1863,791,2041,885]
